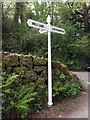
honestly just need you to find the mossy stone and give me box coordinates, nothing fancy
[20,55,33,69]
[36,78,45,87]
[13,67,21,74]
[60,63,69,75]
[6,67,12,73]
[34,66,47,74]
[53,68,61,77]
[2,54,19,67]
[41,70,48,79]
[52,61,61,68]
[34,57,47,66]
[29,82,36,91]
[25,70,38,81]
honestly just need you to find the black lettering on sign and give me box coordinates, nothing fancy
[32,22,44,28]
[39,25,44,28]
[52,28,64,33]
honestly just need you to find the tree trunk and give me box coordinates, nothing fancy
[83,3,90,32]
[19,3,24,23]
[2,3,4,18]
[14,3,20,24]
[14,2,24,24]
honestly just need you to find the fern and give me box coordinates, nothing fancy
[2,73,38,119]
[2,74,19,88]
[16,86,31,100]
[18,98,35,106]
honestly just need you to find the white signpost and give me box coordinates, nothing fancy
[27,15,65,106]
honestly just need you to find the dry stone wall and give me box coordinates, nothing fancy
[2,52,79,83]
[1,52,83,114]
[2,52,81,104]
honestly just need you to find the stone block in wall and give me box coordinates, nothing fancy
[34,66,47,74]
[25,70,38,81]
[36,78,46,94]
[2,53,19,67]
[41,70,48,79]
[53,68,61,77]
[52,61,61,68]
[60,63,69,75]
[52,68,61,80]
[13,67,22,74]
[29,82,36,91]
[34,57,47,66]
[52,70,58,80]
[67,71,79,83]
[36,78,45,87]
[20,55,33,69]
[6,67,12,74]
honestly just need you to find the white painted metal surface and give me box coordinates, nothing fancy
[51,25,65,34]
[27,19,65,34]
[27,16,65,106]
[27,19,47,30]
[47,15,53,106]
[39,29,46,34]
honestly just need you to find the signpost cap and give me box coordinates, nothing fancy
[46,15,51,23]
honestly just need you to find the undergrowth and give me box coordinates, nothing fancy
[53,73,83,98]
[0,72,83,119]
[1,72,38,119]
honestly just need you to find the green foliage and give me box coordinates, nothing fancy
[34,102,43,112]
[2,72,38,119]
[1,63,83,119]
[53,73,82,98]
[2,2,90,70]
[1,71,48,119]
[65,83,82,97]
[53,81,63,97]
[59,73,66,82]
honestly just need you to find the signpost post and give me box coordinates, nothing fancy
[27,15,65,106]
[47,15,53,106]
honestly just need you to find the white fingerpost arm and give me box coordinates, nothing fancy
[47,15,53,106]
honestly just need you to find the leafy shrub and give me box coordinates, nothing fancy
[53,73,82,98]
[53,81,63,97]
[59,73,66,82]
[1,72,38,119]
[1,72,83,119]
[65,83,82,97]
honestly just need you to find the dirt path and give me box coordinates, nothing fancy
[66,91,88,118]
[67,71,88,118]
[29,72,88,118]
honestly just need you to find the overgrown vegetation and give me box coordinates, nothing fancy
[1,72,39,119]
[53,73,83,97]
[1,71,83,119]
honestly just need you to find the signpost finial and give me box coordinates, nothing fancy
[46,15,51,23]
